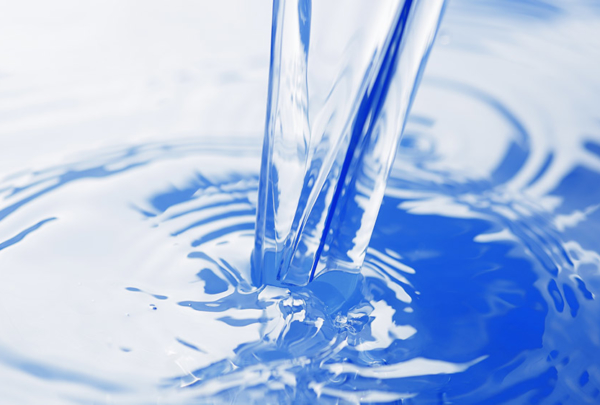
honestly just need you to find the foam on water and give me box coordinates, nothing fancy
[0,1,600,404]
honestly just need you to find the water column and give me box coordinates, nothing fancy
[254,0,446,293]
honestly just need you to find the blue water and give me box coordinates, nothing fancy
[253,0,445,289]
[0,1,599,404]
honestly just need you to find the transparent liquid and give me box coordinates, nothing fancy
[1,1,600,404]
[253,0,445,289]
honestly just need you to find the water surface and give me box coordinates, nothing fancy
[0,1,599,404]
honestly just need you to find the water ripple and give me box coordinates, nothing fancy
[1,2,600,401]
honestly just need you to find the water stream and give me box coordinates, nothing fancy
[253,0,445,292]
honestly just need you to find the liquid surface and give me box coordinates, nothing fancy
[1,1,600,404]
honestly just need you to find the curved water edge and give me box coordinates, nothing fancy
[0,78,599,403]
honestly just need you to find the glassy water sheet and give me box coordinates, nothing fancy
[254,0,445,288]
[0,3,600,405]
